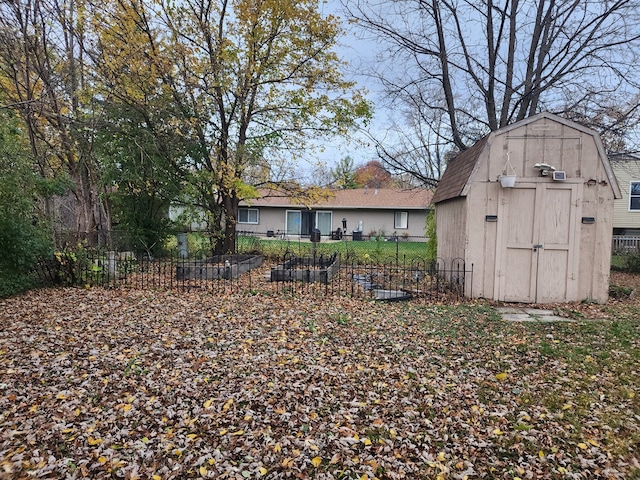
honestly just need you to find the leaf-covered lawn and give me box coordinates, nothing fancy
[1,282,638,479]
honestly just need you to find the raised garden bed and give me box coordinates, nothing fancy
[176,254,263,280]
[270,253,339,284]
[352,273,413,301]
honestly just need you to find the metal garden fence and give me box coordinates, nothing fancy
[33,250,471,302]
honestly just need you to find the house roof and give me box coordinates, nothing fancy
[432,112,622,204]
[609,152,640,163]
[245,188,432,210]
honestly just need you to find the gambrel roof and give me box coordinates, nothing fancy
[433,112,621,204]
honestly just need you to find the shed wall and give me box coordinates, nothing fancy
[577,181,615,302]
[483,120,612,302]
[463,182,501,300]
[435,199,467,265]
[478,120,606,185]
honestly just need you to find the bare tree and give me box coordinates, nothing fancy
[347,0,640,158]
[371,102,454,189]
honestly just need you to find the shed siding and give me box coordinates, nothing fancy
[463,182,500,300]
[578,181,615,302]
[435,199,467,264]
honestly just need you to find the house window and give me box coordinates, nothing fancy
[394,211,408,229]
[238,208,259,224]
[630,182,640,211]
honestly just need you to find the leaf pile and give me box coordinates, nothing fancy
[1,287,638,479]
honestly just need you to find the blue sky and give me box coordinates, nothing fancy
[302,0,390,174]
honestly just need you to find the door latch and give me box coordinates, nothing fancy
[533,244,543,252]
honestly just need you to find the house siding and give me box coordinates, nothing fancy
[237,188,431,240]
[236,208,283,235]
[611,159,640,232]
[237,207,428,240]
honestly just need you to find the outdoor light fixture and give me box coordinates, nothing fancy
[582,217,596,224]
[534,163,556,176]
[485,215,498,222]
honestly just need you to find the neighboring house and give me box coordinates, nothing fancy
[168,203,208,231]
[432,112,620,304]
[609,153,640,235]
[238,188,432,240]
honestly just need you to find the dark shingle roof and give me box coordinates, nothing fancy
[432,137,488,204]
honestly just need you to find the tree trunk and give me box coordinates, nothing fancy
[221,193,239,255]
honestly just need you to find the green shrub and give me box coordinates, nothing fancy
[0,108,53,297]
[425,207,437,263]
[611,252,640,273]
[609,284,634,299]
[0,209,53,297]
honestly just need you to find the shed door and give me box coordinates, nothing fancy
[496,183,580,303]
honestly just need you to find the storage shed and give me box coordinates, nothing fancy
[432,112,621,303]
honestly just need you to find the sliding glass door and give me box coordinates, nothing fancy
[286,210,301,235]
[285,210,332,236]
[316,211,332,236]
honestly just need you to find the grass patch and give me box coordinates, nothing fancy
[237,235,429,262]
